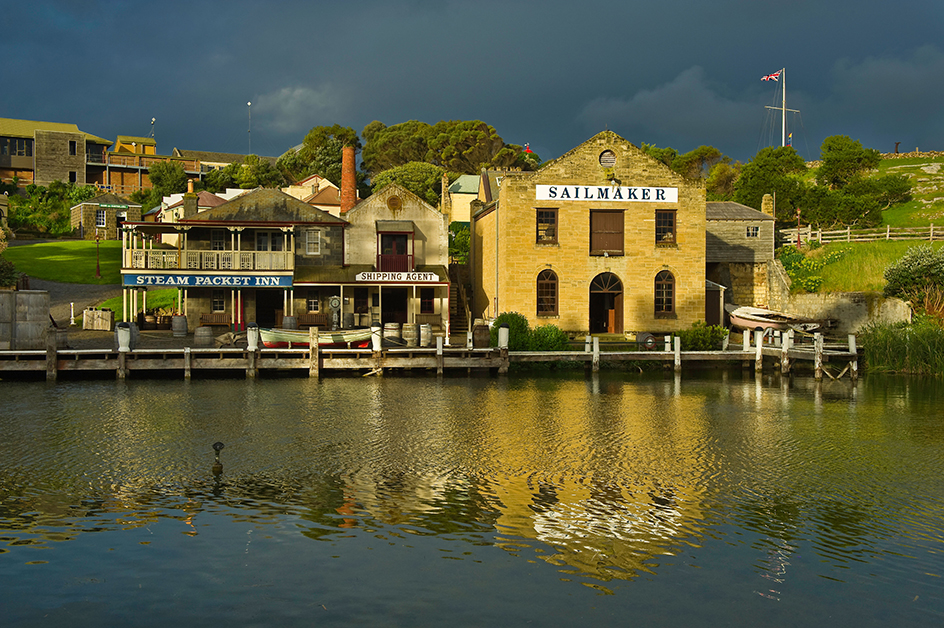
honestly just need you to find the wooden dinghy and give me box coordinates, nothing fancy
[259,327,372,348]
[725,305,821,332]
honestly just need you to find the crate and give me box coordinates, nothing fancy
[83,308,114,331]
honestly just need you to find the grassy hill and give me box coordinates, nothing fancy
[875,154,944,227]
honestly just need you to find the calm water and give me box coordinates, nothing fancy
[1,371,943,627]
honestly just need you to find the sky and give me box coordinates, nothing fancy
[4,0,944,166]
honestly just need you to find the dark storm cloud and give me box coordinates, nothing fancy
[3,0,943,163]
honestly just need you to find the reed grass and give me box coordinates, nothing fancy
[859,317,944,374]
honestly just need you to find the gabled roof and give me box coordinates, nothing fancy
[0,117,111,145]
[71,193,141,210]
[706,201,774,221]
[172,148,278,167]
[306,186,341,206]
[164,190,227,210]
[180,188,347,225]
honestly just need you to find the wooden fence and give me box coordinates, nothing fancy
[781,224,944,245]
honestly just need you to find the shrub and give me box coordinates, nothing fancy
[489,311,531,350]
[883,245,944,300]
[0,258,19,286]
[675,320,729,351]
[528,323,571,351]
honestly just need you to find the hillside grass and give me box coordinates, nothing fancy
[805,241,944,293]
[876,155,944,227]
[1,240,123,284]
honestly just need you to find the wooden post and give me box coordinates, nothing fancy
[673,336,681,373]
[754,329,764,372]
[592,336,600,372]
[781,329,792,374]
[664,335,672,352]
[499,347,509,374]
[309,327,319,378]
[814,332,824,380]
[742,330,750,351]
[246,348,256,378]
[183,347,191,380]
[45,328,57,382]
[117,352,127,379]
[436,336,444,375]
[585,335,592,353]
[848,334,858,382]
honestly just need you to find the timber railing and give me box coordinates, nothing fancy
[781,224,944,245]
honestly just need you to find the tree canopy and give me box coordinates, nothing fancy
[8,181,97,235]
[277,124,367,196]
[816,135,881,189]
[361,120,539,178]
[370,161,445,207]
[733,146,808,215]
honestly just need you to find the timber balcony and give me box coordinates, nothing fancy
[376,254,414,272]
[125,249,294,271]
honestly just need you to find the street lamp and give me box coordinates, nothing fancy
[95,230,102,279]
[247,101,252,155]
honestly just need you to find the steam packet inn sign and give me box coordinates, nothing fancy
[123,274,293,287]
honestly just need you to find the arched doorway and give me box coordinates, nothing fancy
[590,272,623,333]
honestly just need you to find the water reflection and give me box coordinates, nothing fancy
[2,374,944,609]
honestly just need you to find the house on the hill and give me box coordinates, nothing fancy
[70,193,142,240]
[471,131,707,335]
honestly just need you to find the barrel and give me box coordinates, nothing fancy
[194,326,214,347]
[472,324,490,348]
[402,323,419,347]
[419,323,432,347]
[172,315,188,338]
[143,314,157,330]
[282,315,297,330]
[383,322,401,342]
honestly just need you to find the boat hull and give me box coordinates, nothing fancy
[259,327,372,348]
[725,305,821,332]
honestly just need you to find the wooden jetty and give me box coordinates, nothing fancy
[0,327,858,381]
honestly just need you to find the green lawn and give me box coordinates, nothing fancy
[98,288,179,322]
[804,240,944,293]
[1,240,122,284]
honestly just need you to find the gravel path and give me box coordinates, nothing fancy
[28,278,122,327]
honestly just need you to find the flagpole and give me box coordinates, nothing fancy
[781,68,786,147]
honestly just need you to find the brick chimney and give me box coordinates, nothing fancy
[182,180,198,219]
[761,193,775,218]
[340,145,356,214]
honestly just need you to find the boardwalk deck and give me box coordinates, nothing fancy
[0,330,858,381]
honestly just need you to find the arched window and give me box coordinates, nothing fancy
[537,270,558,316]
[655,271,674,315]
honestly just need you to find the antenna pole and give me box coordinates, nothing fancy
[247,101,252,155]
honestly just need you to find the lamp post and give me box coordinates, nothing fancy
[247,101,252,155]
[796,208,802,248]
[95,230,102,279]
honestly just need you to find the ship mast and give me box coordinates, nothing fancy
[765,68,799,147]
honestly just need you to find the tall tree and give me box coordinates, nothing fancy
[370,162,445,207]
[816,135,881,189]
[147,160,188,197]
[277,124,364,192]
[733,146,808,214]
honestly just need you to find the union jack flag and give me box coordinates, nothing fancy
[761,70,782,82]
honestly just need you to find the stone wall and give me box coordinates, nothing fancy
[33,130,86,187]
[787,292,911,334]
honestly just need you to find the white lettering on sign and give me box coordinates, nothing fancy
[356,272,440,282]
[536,184,678,203]
[128,274,290,287]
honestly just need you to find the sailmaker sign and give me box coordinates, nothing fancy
[536,184,678,203]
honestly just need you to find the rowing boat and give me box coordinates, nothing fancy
[259,327,373,348]
[725,305,821,332]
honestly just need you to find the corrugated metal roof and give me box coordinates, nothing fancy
[173,148,278,167]
[706,201,774,221]
[117,135,156,145]
[0,117,111,145]
[448,174,479,194]
[180,188,347,224]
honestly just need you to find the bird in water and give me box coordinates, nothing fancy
[212,441,224,477]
